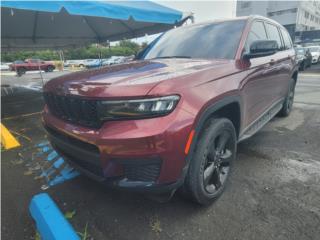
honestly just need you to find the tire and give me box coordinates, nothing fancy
[183,118,237,205]
[17,68,26,76]
[278,79,296,117]
[46,65,54,72]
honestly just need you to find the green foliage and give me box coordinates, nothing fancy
[64,210,76,220]
[1,40,143,62]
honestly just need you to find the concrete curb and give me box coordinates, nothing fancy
[29,193,80,240]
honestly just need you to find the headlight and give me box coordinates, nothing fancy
[98,95,180,120]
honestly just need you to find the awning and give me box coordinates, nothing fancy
[1,1,191,50]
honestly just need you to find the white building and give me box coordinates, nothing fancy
[236,1,320,38]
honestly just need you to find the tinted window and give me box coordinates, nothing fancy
[265,23,282,50]
[30,59,41,63]
[244,21,267,52]
[295,48,305,55]
[280,28,292,50]
[142,20,246,60]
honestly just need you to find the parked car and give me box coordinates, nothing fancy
[43,16,298,205]
[307,46,320,64]
[295,47,312,70]
[64,59,96,68]
[85,59,108,69]
[85,57,134,69]
[9,59,55,76]
[0,62,10,71]
[104,56,126,65]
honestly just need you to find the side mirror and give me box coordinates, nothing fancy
[244,40,278,59]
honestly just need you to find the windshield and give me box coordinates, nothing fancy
[142,20,246,60]
[308,47,320,53]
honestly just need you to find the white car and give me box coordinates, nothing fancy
[0,62,10,71]
[64,59,97,68]
[307,46,320,64]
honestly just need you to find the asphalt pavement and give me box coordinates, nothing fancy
[1,65,320,240]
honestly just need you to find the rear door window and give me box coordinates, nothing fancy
[265,23,283,50]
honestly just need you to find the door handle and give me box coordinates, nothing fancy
[269,59,276,65]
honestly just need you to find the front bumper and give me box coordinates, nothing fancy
[43,104,194,192]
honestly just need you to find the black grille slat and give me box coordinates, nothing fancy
[44,92,100,128]
[123,162,161,182]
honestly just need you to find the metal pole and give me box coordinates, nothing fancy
[38,60,44,87]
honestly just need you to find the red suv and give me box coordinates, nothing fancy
[10,59,55,76]
[43,16,298,205]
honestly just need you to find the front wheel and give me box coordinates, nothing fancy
[183,118,237,205]
[279,80,296,117]
[17,68,26,76]
[46,65,54,72]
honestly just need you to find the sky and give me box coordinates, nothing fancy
[159,1,236,23]
[131,0,237,44]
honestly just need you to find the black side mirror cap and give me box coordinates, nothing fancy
[244,40,279,59]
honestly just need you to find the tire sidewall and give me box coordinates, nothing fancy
[285,80,295,114]
[47,66,54,72]
[17,68,25,76]
[187,118,237,205]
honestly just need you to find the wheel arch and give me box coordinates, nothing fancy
[185,95,242,163]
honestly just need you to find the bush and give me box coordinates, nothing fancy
[1,40,144,62]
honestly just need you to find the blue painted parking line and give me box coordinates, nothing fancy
[29,193,80,240]
[47,150,58,161]
[21,141,80,189]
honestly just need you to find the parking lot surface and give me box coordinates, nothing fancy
[1,65,320,240]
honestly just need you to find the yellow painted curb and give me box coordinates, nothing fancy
[1,123,21,150]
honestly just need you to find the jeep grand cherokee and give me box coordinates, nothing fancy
[43,16,298,205]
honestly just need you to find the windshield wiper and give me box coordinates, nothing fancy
[150,56,192,59]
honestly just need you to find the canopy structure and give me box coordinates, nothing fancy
[1,1,191,50]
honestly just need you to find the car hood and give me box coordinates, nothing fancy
[44,59,232,98]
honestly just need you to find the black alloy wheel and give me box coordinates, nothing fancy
[286,82,295,112]
[279,79,296,117]
[17,68,26,76]
[183,118,237,205]
[203,130,233,194]
[47,65,54,72]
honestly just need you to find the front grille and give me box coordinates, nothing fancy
[123,161,161,182]
[43,92,100,128]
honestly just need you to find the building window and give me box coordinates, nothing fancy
[267,8,297,17]
[305,11,310,19]
[311,15,314,21]
[240,1,251,9]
